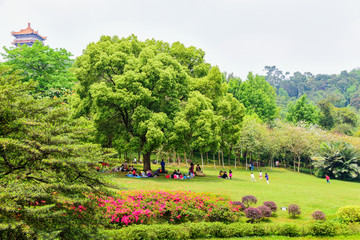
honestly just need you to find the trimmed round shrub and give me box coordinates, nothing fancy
[312,211,326,221]
[242,195,257,208]
[288,204,301,218]
[258,205,272,218]
[263,201,277,212]
[244,207,262,221]
[337,205,360,222]
[232,201,246,211]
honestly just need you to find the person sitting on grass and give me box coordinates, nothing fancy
[219,171,223,178]
[132,169,138,177]
[196,164,202,172]
[147,169,153,177]
[189,163,195,178]
[221,171,229,179]
[171,170,177,178]
[141,171,147,178]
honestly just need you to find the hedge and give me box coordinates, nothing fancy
[103,221,360,239]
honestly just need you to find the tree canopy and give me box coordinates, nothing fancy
[2,42,76,95]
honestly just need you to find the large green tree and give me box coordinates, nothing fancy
[286,94,318,124]
[2,42,75,94]
[0,66,114,239]
[72,35,203,170]
[236,73,277,122]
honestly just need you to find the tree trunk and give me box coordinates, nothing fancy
[293,156,296,171]
[213,152,216,169]
[201,152,204,172]
[218,151,221,166]
[138,149,141,164]
[130,151,133,162]
[143,152,151,171]
[173,152,176,165]
[206,152,209,165]
[222,151,225,169]
[184,152,187,167]
[234,152,237,169]
[228,147,232,166]
[297,156,301,173]
[245,151,248,170]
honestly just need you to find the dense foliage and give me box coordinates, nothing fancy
[2,42,75,95]
[313,142,360,180]
[0,66,114,239]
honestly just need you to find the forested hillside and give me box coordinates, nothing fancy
[264,65,360,111]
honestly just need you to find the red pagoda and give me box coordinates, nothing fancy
[11,23,46,47]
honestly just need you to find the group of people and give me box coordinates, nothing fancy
[111,163,137,172]
[218,170,233,179]
[250,171,269,184]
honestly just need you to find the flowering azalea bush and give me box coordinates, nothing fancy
[93,190,243,227]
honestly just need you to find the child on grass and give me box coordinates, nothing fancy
[265,173,269,184]
[251,172,256,182]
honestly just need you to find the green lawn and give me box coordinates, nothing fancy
[103,163,360,222]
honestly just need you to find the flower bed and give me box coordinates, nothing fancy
[94,190,243,226]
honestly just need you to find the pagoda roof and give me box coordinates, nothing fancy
[12,23,47,40]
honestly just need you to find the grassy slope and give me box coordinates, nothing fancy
[104,163,360,222]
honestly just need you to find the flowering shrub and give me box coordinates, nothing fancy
[231,201,246,211]
[258,205,272,218]
[94,191,243,226]
[242,195,257,208]
[312,211,326,221]
[288,204,301,218]
[244,207,262,222]
[263,201,277,212]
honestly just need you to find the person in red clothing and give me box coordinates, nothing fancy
[326,175,330,183]
[189,163,195,178]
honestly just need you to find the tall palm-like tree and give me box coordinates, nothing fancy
[313,142,360,180]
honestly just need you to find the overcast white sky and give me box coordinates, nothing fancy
[0,0,359,79]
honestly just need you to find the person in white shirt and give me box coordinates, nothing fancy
[251,172,256,182]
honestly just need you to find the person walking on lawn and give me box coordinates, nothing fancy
[326,175,331,183]
[265,173,269,184]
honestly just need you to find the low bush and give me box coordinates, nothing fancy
[242,195,257,208]
[103,221,357,239]
[288,204,301,218]
[245,207,262,222]
[263,201,277,212]
[312,211,326,221]
[337,206,360,222]
[306,221,338,236]
[258,205,272,218]
[275,223,300,237]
